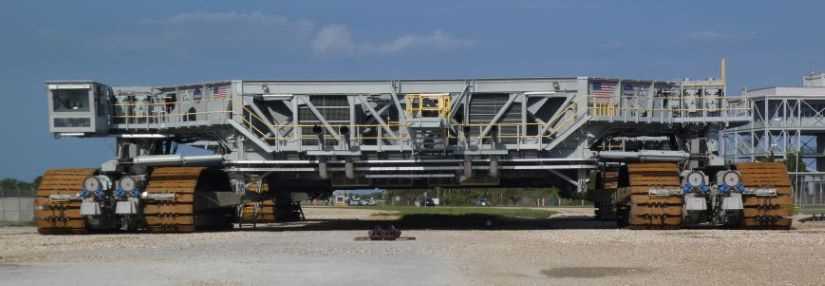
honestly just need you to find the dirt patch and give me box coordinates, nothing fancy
[541,267,652,278]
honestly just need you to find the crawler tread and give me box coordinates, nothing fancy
[34,168,96,234]
[624,163,683,230]
[143,167,204,233]
[737,162,794,229]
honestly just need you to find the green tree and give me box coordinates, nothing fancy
[33,176,42,189]
[785,151,806,172]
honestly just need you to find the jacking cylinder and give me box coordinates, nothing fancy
[115,176,143,200]
[717,170,744,211]
[81,175,112,200]
[115,176,144,215]
[717,170,745,194]
[682,171,709,194]
[80,175,111,216]
[682,171,708,213]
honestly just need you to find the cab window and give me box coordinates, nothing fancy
[53,89,90,112]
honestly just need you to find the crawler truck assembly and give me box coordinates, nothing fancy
[37,65,793,233]
[608,162,792,229]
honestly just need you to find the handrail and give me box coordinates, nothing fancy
[112,95,230,108]
[240,106,561,145]
[112,109,231,127]
[112,94,233,128]
[236,104,590,150]
[240,106,409,146]
[112,110,231,119]
[446,123,554,140]
[588,95,751,121]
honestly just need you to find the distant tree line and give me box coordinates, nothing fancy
[0,177,40,197]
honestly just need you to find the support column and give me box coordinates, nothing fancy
[817,135,825,172]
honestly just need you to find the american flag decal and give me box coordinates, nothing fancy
[591,81,616,103]
[213,85,229,97]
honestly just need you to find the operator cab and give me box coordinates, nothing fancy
[47,81,112,136]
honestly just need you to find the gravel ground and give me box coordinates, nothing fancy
[2,207,825,286]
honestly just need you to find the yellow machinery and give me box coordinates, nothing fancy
[404,93,451,118]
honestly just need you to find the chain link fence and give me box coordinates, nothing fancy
[794,174,825,213]
[0,186,35,225]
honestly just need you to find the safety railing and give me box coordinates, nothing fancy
[447,123,544,138]
[591,103,617,117]
[588,96,751,123]
[445,100,580,138]
[239,102,585,151]
[240,107,409,150]
[111,96,232,129]
[444,106,581,149]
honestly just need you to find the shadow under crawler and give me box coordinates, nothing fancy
[235,212,617,232]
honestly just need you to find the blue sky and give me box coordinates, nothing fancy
[1,1,823,181]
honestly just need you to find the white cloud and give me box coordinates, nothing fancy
[108,11,473,57]
[373,30,474,53]
[312,25,474,55]
[313,24,356,55]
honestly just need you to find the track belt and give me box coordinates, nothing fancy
[143,167,203,233]
[626,163,683,229]
[239,201,276,224]
[34,168,96,234]
[737,162,793,229]
[238,182,276,225]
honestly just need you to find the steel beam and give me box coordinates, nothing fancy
[479,93,520,140]
[549,169,580,190]
[358,95,398,139]
[247,102,281,138]
[390,82,406,125]
[266,106,292,136]
[538,92,572,136]
[448,83,471,121]
[302,97,343,143]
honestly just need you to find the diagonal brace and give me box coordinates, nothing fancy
[302,97,343,142]
[479,93,520,139]
[358,95,398,139]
